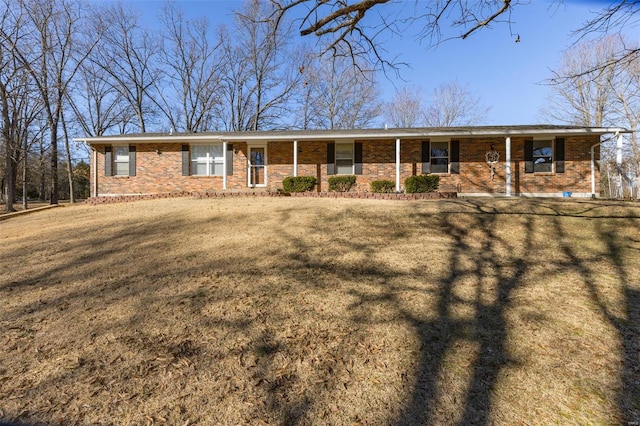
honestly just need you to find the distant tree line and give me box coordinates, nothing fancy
[2,0,638,210]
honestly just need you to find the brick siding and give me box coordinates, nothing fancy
[92,136,600,196]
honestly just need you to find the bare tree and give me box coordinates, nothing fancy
[423,81,491,127]
[156,2,223,132]
[0,0,97,205]
[545,35,622,127]
[217,0,306,131]
[383,86,425,128]
[272,0,639,74]
[93,2,161,133]
[611,46,640,198]
[546,35,640,198]
[297,54,381,129]
[67,56,132,137]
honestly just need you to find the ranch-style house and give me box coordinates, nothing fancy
[76,125,630,199]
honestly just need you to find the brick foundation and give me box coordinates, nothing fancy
[85,191,458,205]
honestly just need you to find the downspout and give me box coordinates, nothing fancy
[395,138,401,192]
[505,136,512,196]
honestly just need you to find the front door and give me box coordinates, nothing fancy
[248,146,266,187]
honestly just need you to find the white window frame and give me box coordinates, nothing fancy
[430,140,450,174]
[190,144,224,176]
[113,145,130,176]
[533,139,554,174]
[335,142,354,175]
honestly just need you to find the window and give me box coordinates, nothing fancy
[190,144,224,176]
[533,140,553,173]
[524,138,564,174]
[327,142,362,175]
[430,142,449,174]
[335,143,354,174]
[105,145,135,177]
[113,146,130,176]
[421,140,459,174]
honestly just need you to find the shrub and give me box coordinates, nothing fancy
[371,179,395,193]
[404,175,440,193]
[328,175,356,192]
[282,176,317,192]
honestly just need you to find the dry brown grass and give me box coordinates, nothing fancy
[1,197,640,425]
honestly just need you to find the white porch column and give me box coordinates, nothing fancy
[616,132,623,198]
[293,140,298,177]
[396,138,401,192]
[93,148,97,197]
[505,136,512,196]
[223,140,228,190]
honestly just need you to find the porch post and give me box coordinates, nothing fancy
[505,136,512,196]
[616,131,623,198]
[293,140,298,177]
[396,138,401,192]
[223,140,228,190]
[93,147,97,197]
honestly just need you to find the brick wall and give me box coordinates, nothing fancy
[92,136,600,196]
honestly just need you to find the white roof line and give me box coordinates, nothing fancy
[74,127,633,144]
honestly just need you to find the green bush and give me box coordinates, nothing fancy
[328,175,356,192]
[282,176,317,192]
[371,179,395,193]
[404,175,440,193]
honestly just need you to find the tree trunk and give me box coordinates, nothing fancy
[3,144,16,212]
[50,125,58,205]
[22,139,28,210]
[62,109,74,203]
[39,138,46,201]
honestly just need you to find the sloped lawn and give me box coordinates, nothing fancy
[1,197,639,425]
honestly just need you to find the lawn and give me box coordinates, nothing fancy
[1,197,639,425]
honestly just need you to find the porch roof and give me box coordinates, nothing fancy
[75,124,631,145]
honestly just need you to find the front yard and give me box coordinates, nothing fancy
[1,197,639,425]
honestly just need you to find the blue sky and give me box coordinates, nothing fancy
[120,0,636,125]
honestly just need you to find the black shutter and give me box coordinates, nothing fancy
[450,140,460,174]
[421,141,430,174]
[327,143,335,175]
[354,142,363,175]
[129,145,136,176]
[524,139,533,173]
[105,146,112,176]
[556,137,565,173]
[182,144,190,176]
[226,144,233,175]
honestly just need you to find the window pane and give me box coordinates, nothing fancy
[191,145,209,160]
[210,144,223,158]
[431,142,449,158]
[114,146,129,162]
[192,161,208,176]
[336,143,353,159]
[534,157,552,173]
[115,162,129,176]
[336,159,353,174]
[431,158,449,174]
[533,140,553,173]
[212,162,224,176]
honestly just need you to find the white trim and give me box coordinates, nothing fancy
[75,126,633,145]
[293,140,298,177]
[248,144,267,187]
[395,138,401,192]
[93,148,97,197]
[222,141,228,190]
[505,137,512,196]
